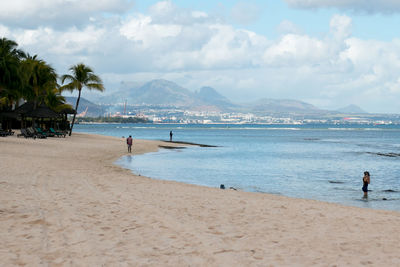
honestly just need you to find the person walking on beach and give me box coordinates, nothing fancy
[362,171,370,198]
[170,131,173,142]
[126,135,133,153]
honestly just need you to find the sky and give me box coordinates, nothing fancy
[1,0,400,113]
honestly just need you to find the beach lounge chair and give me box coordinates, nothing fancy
[0,128,14,136]
[28,127,46,139]
[0,130,8,137]
[36,127,54,137]
[17,128,37,139]
[49,127,66,138]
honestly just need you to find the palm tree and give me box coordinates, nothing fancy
[1,38,71,131]
[45,88,73,112]
[0,37,25,109]
[21,55,58,108]
[16,55,58,127]
[61,63,104,136]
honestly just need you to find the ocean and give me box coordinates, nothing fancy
[74,123,400,211]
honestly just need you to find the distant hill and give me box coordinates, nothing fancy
[94,81,143,104]
[86,79,370,116]
[245,98,324,114]
[336,104,367,114]
[132,79,197,106]
[195,87,238,110]
[97,79,237,111]
[64,97,105,117]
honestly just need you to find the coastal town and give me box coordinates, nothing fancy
[78,102,400,125]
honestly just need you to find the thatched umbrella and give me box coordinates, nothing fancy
[24,105,61,118]
[0,111,18,119]
[13,102,35,116]
[14,102,61,128]
[0,111,18,130]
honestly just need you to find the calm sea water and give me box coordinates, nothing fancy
[74,123,400,211]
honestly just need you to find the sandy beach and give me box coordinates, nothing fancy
[1,133,399,266]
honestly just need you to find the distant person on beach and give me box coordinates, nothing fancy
[126,135,133,153]
[170,131,173,142]
[362,171,370,197]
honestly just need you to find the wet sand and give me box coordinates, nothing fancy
[1,133,399,266]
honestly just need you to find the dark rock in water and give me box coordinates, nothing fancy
[329,180,345,184]
[382,198,388,201]
[367,152,400,157]
[220,184,225,189]
[377,152,400,157]
[160,140,218,147]
[158,145,186,149]
[382,189,398,193]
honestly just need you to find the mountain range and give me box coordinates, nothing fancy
[95,79,237,112]
[70,79,367,116]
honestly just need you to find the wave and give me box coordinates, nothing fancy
[131,127,157,129]
[327,128,387,131]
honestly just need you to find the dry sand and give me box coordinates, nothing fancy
[0,133,399,266]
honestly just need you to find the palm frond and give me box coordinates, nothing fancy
[60,81,81,92]
[86,83,105,91]
[61,74,75,84]
[0,96,7,107]
[52,103,74,113]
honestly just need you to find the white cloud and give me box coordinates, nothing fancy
[192,11,208,19]
[386,78,400,93]
[263,34,328,66]
[148,0,217,25]
[120,15,182,48]
[284,0,400,14]
[12,26,105,56]
[0,25,10,37]
[198,25,267,69]
[277,20,303,35]
[2,0,400,113]
[329,14,352,40]
[0,0,134,28]
[263,15,352,69]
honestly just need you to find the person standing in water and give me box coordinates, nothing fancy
[170,131,173,142]
[126,135,133,153]
[362,171,370,198]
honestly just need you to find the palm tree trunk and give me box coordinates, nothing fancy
[32,100,37,128]
[69,89,81,136]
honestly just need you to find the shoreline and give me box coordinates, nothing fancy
[118,146,399,213]
[125,138,399,213]
[1,133,399,266]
